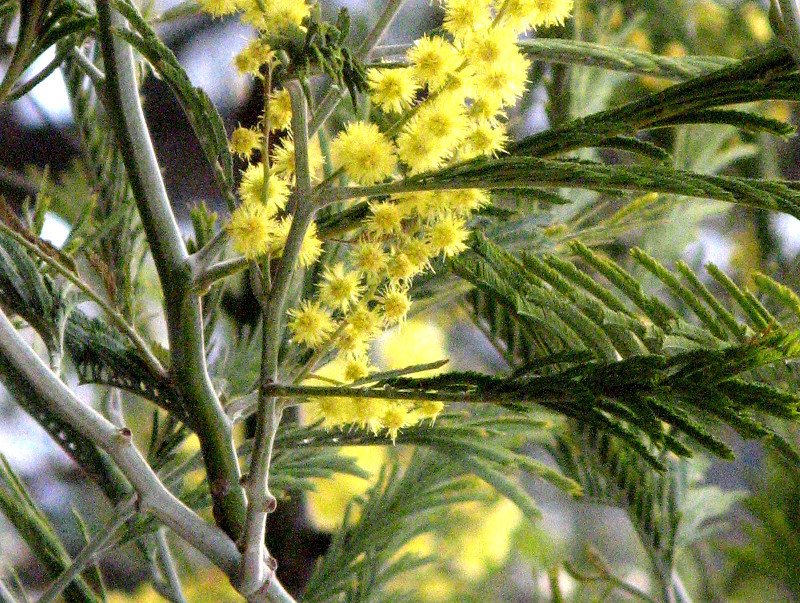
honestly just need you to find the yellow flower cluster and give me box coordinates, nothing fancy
[221,0,573,441]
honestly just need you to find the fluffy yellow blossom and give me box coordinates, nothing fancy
[267,88,293,131]
[346,304,382,337]
[229,126,261,158]
[288,300,335,348]
[415,95,470,153]
[387,251,420,283]
[378,318,447,375]
[343,356,371,382]
[472,46,530,107]
[350,240,388,275]
[331,121,397,185]
[462,26,518,67]
[198,0,239,18]
[407,35,462,91]
[238,163,290,212]
[401,238,432,272]
[233,38,274,76]
[270,217,323,267]
[240,0,310,33]
[382,402,412,442]
[318,263,364,311]
[271,134,324,182]
[379,286,411,324]
[227,202,278,259]
[436,188,491,215]
[442,0,491,38]
[396,122,448,174]
[412,400,445,423]
[367,201,404,237]
[336,325,370,357]
[428,215,470,257]
[367,67,419,114]
[462,121,508,158]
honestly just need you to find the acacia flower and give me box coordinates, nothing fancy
[407,35,462,90]
[367,201,404,237]
[367,67,419,114]
[331,121,397,185]
[382,402,412,442]
[351,240,388,275]
[442,0,491,38]
[267,89,293,131]
[227,202,278,259]
[240,0,310,33]
[428,214,470,257]
[343,355,371,382]
[198,0,239,18]
[229,126,261,158]
[238,163,290,213]
[270,217,323,267]
[380,286,411,324]
[272,134,324,182]
[318,263,364,311]
[288,300,335,348]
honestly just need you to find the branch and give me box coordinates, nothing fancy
[237,79,311,598]
[97,0,247,540]
[0,306,294,602]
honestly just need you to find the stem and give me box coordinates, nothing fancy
[38,496,138,603]
[237,79,311,599]
[193,256,249,292]
[153,528,188,603]
[97,0,247,540]
[0,305,295,602]
[0,579,21,603]
[6,46,70,102]
[264,383,476,403]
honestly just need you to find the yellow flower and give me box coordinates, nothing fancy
[343,355,371,382]
[288,300,335,348]
[461,121,508,158]
[238,163,290,213]
[435,188,491,216]
[379,285,411,324]
[319,263,364,311]
[442,0,491,38]
[462,26,518,67]
[346,304,382,338]
[378,318,447,373]
[240,0,310,33]
[407,35,462,91]
[229,126,261,158]
[382,402,413,442]
[267,88,293,131]
[472,46,530,107]
[367,201,404,237]
[198,0,239,18]
[331,121,397,185]
[271,133,324,182]
[233,38,274,76]
[350,240,388,276]
[367,67,419,114]
[270,217,324,267]
[387,251,421,283]
[227,201,278,259]
[427,214,470,257]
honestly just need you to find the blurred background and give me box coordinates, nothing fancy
[3,0,800,600]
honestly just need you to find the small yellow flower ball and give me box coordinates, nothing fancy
[331,121,397,185]
[288,300,335,348]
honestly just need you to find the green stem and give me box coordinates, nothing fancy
[96,0,246,540]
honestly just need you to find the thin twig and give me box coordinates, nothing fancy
[237,78,311,599]
[0,222,167,378]
[38,496,138,603]
[153,528,188,603]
